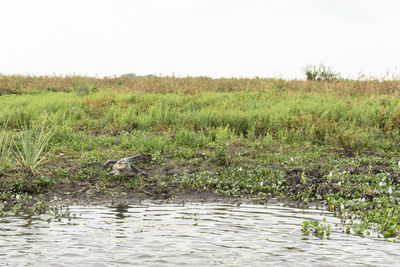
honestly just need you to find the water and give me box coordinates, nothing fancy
[0,203,399,266]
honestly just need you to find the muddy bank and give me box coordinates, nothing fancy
[43,180,295,207]
[7,154,400,209]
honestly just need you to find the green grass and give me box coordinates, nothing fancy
[1,91,399,153]
[0,122,12,172]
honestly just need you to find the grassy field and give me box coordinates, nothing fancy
[1,74,400,238]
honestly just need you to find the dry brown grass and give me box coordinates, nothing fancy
[0,74,399,97]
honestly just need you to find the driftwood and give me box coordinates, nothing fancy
[102,154,151,177]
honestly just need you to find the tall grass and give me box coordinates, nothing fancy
[0,76,400,155]
[0,123,12,172]
[74,81,98,96]
[1,74,400,97]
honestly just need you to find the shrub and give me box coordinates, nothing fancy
[304,63,341,81]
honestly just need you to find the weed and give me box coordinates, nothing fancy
[32,176,55,192]
[213,145,230,166]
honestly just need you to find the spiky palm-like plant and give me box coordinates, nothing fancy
[14,123,54,175]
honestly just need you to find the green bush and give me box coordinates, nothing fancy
[304,63,341,81]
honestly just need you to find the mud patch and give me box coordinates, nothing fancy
[316,183,344,195]
[44,180,278,206]
[284,167,326,194]
[91,130,120,137]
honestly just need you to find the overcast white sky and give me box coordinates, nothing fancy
[1,0,399,79]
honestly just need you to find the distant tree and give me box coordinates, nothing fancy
[121,73,156,78]
[121,73,137,78]
[304,63,341,81]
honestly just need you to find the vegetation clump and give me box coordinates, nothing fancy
[302,218,332,238]
[13,122,55,175]
[304,63,341,81]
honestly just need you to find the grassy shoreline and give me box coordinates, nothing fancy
[1,75,400,238]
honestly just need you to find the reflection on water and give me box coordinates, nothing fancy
[115,204,129,220]
[0,203,399,266]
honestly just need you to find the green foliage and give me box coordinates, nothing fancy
[1,91,400,154]
[0,192,73,220]
[213,145,230,166]
[263,133,274,147]
[0,122,12,172]
[32,176,55,193]
[304,63,341,81]
[174,128,207,149]
[214,126,234,144]
[182,167,285,196]
[120,131,170,154]
[74,81,98,96]
[302,218,332,238]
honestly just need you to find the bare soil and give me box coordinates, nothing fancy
[45,180,273,206]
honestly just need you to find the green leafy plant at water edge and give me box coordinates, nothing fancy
[13,123,55,175]
[302,218,332,238]
[0,193,74,220]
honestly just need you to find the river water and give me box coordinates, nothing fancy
[0,202,399,266]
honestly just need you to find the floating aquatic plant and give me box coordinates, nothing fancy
[302,218,332,238]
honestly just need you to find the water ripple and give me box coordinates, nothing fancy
[0,203,399,266]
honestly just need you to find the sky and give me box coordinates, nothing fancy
[1,0,400,79]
